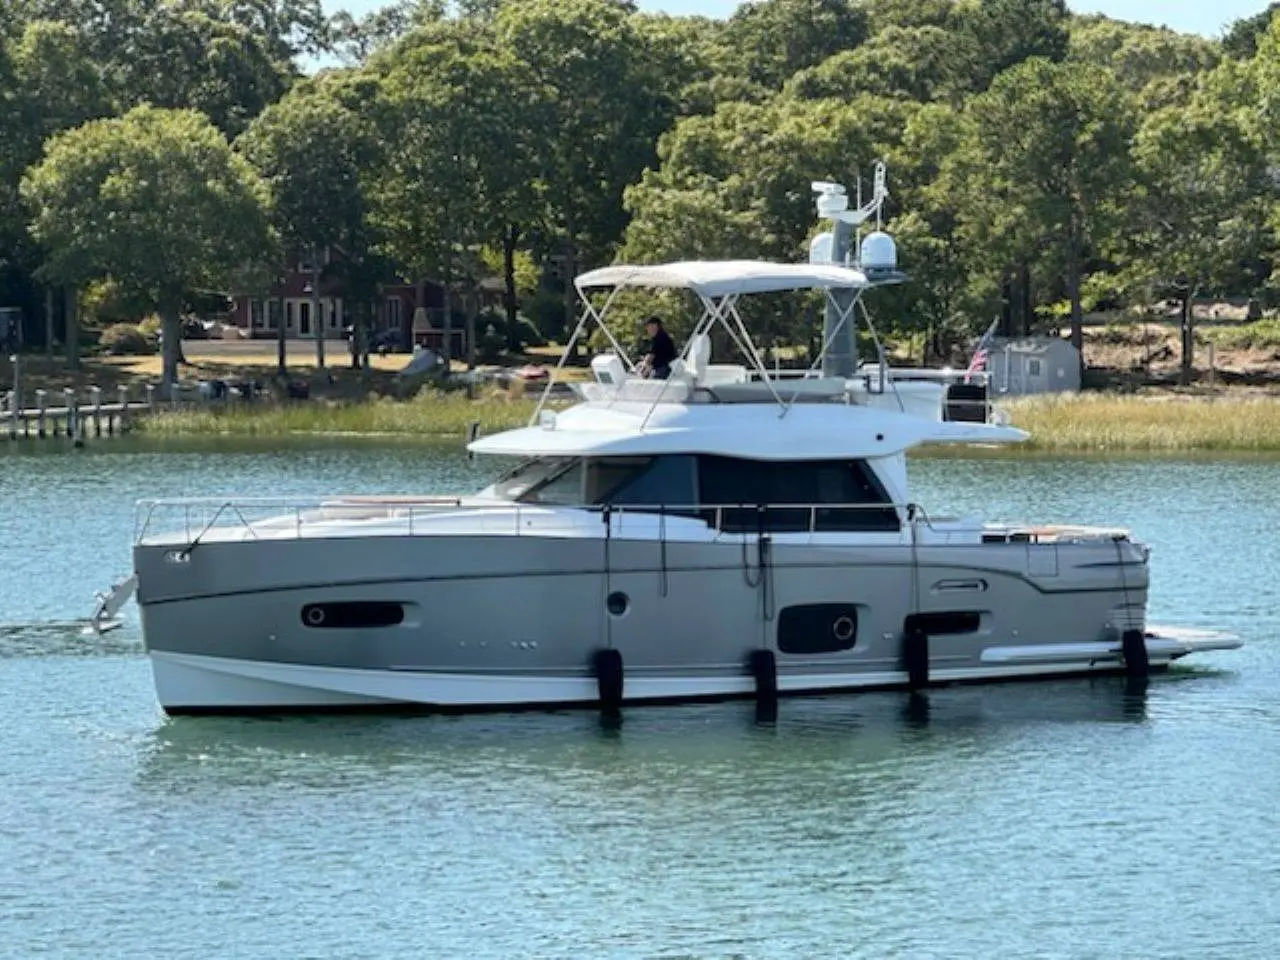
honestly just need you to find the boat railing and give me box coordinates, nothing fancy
[133,496,1006,546]
[134,497,1127,549]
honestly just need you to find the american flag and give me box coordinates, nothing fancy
[965,318,999,383]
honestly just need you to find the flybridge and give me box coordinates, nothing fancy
[523,164,1002,431]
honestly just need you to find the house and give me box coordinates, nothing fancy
[229,247,474,356]
[987,337,1081,395]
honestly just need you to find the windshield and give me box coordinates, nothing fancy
[490,458,582,504]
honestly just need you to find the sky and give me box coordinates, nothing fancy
[323,0,1269,38]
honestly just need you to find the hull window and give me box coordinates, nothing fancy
[300,602,405,629]
[906,612,981,636]
[777,604,859,654]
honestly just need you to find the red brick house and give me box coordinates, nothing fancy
[230,247,473,355]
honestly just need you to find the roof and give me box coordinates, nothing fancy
[575,260,872,297]
[469,400,1027,461]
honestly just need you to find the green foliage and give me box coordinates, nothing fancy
[722,0,869,90]
[22,105,276,385]
[98,322,154,355]
[3,0,1280,379]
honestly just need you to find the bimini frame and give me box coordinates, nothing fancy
[528,260,904,426]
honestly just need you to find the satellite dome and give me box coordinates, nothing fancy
[860,231,897,273]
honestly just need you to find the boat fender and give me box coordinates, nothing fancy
[902,624,929,689]
[593,648,624,708]
[1121,628,1149,680]
[747,649,778,701]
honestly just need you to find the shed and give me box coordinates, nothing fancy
[987,337,1080,396]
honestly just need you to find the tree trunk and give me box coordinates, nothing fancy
[999,268,1013,338]
[44,287,54,356]
[1020,261,1033,337]
[160,299,182,393]
[410,279,424,352]
[503,224,520,351]
[276,293,287,376]
[563,244,578,360]
[1180,289,1195,386]
[441,284,453,368]
[465,291,477,371]
[1066,253,1083,378]
[63,286,79,371]
[349,300,365,370]
[311,254,324,369]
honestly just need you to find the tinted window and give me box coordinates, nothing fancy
[698,456,898,532]
[604,455,698,510]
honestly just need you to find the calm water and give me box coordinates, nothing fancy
[2,439,1278,958]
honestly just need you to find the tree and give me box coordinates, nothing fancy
[1069,16,1220,109]
[240,75,380,368]
[1119,91,1270,384]
[785,26,978,103]
[22,106,275,388]
[722,0,869,90]
[372,22,530,363]
[961,58,1134,364]
[1223,4,1279,59]
[494,0,686,335]
[953,0,1069,91]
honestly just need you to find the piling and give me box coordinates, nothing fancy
[90,386,102,436]
[63,387,76,438]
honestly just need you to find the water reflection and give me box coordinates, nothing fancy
[133,677,1158,795]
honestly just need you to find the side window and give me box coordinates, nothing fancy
[697,456,898,533]
[604,456,698,511]
[1029,358,1043,377]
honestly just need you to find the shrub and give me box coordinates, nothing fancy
[99,323,154,355]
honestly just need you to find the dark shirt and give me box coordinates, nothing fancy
[647,328,677,369]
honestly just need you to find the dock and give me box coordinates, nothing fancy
[3,384,156,441]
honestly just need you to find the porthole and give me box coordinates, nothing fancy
[606,592,629,617]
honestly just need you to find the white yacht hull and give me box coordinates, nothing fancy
[146,633,1233,714]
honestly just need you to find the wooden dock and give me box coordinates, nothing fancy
[3,384,156,441]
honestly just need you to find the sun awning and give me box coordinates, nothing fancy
[575,260,872,297]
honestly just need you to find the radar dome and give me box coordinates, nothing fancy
[859,231,897,273]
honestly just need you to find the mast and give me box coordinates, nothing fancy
[811,163,891,379]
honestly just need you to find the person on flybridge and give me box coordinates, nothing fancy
[638,315,677,380]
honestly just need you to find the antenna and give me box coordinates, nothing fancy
[813,160,889,230]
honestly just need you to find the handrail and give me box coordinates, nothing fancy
[132,495,1132,550]
[135,496,926,544]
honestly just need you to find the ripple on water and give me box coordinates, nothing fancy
[2,445,1280,957]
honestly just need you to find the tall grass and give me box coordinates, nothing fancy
[138,388,1280,453]
[1005,394,1280,452]
[137,389,541,438]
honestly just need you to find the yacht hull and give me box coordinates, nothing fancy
[149,651,1178,714]
[133,531,1194,714]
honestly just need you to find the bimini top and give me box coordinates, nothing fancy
[575,260,872,298]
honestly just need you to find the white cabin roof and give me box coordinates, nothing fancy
[575,260,871,297]
[469,400,1027,460]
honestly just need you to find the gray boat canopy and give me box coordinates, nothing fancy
[574,260,872,298]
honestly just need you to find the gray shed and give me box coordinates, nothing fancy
[987,337,1080,396]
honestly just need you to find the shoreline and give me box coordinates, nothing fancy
[111,390,1280,455]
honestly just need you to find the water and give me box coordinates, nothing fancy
[2,439,1279,958]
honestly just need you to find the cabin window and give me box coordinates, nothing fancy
[602,455,698,510]
[494,457,580,503]
[697,456,899,533]
[1028,359,1043,377]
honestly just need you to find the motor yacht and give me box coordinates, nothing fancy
[106,170,1240,713]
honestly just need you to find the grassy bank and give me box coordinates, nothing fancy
[1005,394,1280,452]
[136,389,540,438]
[134,388,1280,453]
